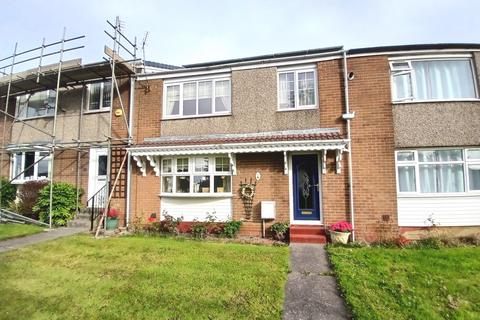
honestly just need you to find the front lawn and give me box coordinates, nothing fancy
[0,223,45,241]
[0,235,289,320]
[327,246,480,319]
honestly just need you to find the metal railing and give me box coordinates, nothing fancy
[87,184,107,231]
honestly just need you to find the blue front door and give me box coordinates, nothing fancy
[292,154,320,221]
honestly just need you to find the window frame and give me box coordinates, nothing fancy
[390,56,479,103]
[86,81,112,112]
[395,148,480,196]
[160,155,232,197]
[10,151,51,184]
[15,90,56,120]
[277,65,319,111]
[162,75,232,120]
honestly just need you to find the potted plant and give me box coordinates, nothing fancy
[147,213,157,223]
[106,208,119,230]
[329,221,353,244]
[270,222,289,241]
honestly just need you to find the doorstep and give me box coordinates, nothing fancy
[290,225,327,244]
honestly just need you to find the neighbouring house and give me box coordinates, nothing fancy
[1,43,479,242]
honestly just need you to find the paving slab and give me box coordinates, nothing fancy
[0,227,87,253]
[283,244,350,320]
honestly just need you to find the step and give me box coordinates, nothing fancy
[75,213,91,220]
[290,225,326,236]
[67,220,91,228]
[290,234,327,244]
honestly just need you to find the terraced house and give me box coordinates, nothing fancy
[2,43,479,242]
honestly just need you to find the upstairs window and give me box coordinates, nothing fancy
[16,90,56,119]
[88,81,112,111]
[11,151,51,182]
[278,67,317,110]
[164,77,231,119]
[391,58,477,102]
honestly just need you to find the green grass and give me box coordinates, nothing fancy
[327,245,480,320]
[0,235,289,320]
[0,223,45,241]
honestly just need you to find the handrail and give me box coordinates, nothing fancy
[88,184,107,231]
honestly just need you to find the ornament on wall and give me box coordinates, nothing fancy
[239,177,257,220]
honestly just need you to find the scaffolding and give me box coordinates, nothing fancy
[0,17,139,236]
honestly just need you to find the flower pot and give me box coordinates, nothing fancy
[330,230,350,244]
[106,217,119,230]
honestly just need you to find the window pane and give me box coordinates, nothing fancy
[98,155,107,176]
[24,152,35,179]
[418,150,462,162]
[198,81,212,115]
[14,153,22,178]
[420,164,464,193]
[396,151,414,162]
[162,176,173,193]
[37,152,50,178]
[176,176,190,193]
[166,85,180,116]
[89,83,102,110]
[162,159,172,173]
[298,71,315,106]
[103,81,112,108]
[214,175,231,193]
[183,82,197,116]
[176,158,189,173]
[194,157,209,172]
[25,91,53,118]
[412,60,476,100]
[278,72,295,109]
[16,95,28,118]
[215,80,231,112]
[469,164,480,191]
[467,149,480,160]
[397,166,416,192]
[193,176,210,193]
[393,73,412,101]
[215,156,229,172]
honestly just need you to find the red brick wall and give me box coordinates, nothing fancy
[347,55,398,241]
[232,153,290,236]
[52,149,89,204]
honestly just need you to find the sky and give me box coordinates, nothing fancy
[0,0,478,70]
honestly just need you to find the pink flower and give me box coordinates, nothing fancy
[330,221,353,233]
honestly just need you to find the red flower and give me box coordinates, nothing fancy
[107,208,119,219]
[330,221,353,233]
[147,217,156,223]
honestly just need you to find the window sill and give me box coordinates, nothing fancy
[398,192,480,198]
[277,106,319,113]
[15,115,55,122]
[162,112,232,121]
[393,98,480,105]
[83,109,111,115]
[159,193,233,198]
[11,178,50,185]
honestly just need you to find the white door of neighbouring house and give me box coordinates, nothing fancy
[88,148,108,207]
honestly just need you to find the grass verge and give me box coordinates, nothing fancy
[0,223,45,241]
[327,245,480,319]
[0,234,289,320]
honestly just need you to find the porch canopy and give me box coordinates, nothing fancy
[128,128,349,176]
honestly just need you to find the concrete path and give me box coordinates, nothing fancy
[0,227,87,253]
[283,244,350,320]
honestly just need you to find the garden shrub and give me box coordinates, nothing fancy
[157,212,183,234]
[270,221,289,241]
[18,181,48,219]
[221,220,243,238]
[191,212,218,238]
[33,182,83,227]
[0,178,16,208]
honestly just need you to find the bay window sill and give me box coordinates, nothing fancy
[393,98,480,105]
[398,192,480,198]
[159,193,233,198]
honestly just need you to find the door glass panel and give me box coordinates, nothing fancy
[297,164,313,209]
[98,155,107,176]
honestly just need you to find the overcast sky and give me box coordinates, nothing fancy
[0,0,478,70]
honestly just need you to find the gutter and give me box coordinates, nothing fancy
[342,50,356,241]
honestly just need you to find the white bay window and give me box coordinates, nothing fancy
[11,151,51,183]
[164,77,231,119]
[391,58,478,102]
[161,155,232,195]
[396,149,480,194]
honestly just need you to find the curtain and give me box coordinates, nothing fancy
[279,72,294,109]
[103,81,112,108]
[166,85,180,116]
[420,164,464,193]
[298,71,315,106]
[393,73,412,100]
[398,166,416,192]
[183,82,196,116]
[215,80,231,112]
[89,83,102,110]
[198,81,212,114]
[413,60,476,100]
[469,164,480,191]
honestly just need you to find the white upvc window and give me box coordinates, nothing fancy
[87,81,112,111]
[390,58,478,102]
[16,90,56,119]
[277,66,318,110]
[395,148,480,195]
[10,151,51,183]
[161,155,232,195]
[163,77,231,119]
